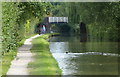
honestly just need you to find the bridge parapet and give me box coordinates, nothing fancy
[43,17,68,33]
[48,17,68,23]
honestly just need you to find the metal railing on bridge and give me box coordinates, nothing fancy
[48,17,68,23]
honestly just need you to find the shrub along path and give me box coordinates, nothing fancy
[7,34,42,75]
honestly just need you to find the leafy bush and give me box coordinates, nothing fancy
[2,2,52,54]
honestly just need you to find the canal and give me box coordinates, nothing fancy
[49,35,119,75]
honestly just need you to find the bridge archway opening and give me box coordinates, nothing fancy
[35,17,87,42]
[44,17,69,33]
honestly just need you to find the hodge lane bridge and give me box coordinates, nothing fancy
[42,17,68,33]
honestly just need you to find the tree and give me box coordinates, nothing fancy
[52,2,120,41]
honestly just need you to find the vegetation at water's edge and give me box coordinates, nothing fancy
[52,2,120,41]
[28,34,62,75]
[1,2,119,75]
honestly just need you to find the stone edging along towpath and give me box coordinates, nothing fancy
[7,34,42,75]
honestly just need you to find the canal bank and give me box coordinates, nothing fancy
[49,35,119,75]
[6,34,41,75]
[28,33,62,75]
[2,34,37,75]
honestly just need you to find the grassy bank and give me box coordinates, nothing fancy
[2,51,17,75]
[2,34,37,75]
[28,34,62,75]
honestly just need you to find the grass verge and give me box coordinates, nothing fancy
[2,51,17,75]
[18,34,37,46]
[28,33,62,75]
[2,34,37,75]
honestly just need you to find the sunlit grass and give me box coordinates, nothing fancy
[28,34,62,75]
[18,34,37,46]
[0,52,2,76]
[2,34,37,75]
[2,51,17,75]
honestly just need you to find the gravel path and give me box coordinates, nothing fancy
[7,34,41,75]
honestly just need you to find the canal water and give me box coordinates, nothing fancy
[49,35,120,75]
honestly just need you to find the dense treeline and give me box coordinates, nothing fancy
[2,2,120,54]
[2,2,52,54]
[52,2,120,41]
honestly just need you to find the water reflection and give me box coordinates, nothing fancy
[49,42,68,53]
[51,53,119,75]
[49,36,119,75]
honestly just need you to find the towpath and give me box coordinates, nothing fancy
[7,34,41,75]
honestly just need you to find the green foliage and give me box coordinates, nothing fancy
[2,2,20,53]
[52,2,120,41]
[2,51,17,75]
[24,20,30,33]
[2,2,52,54]
[2,2,53,75]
